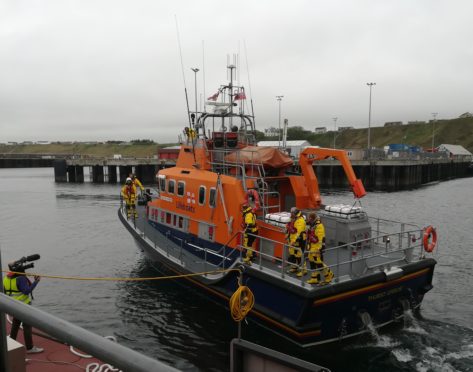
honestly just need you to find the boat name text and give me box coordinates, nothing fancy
[368,286,403,301]
[176,202,195,213]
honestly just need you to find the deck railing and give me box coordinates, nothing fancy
[122,207,430,286]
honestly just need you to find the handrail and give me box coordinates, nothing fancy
[0,294,179,372]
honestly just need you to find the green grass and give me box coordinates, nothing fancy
[2,116,472,156]
[307,117,473,151]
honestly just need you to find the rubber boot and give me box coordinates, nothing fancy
[323,269,334,284]
[243,250,253,264]
[296,262,308,277]
[307,272,321,285]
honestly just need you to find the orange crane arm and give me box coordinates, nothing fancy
[299,147,366,209]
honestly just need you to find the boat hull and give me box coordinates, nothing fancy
[119,209,436,347]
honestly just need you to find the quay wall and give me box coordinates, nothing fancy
[1,155,470,191]
[314,159,472,191]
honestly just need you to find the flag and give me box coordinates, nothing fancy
[207,91,219,101]
[234,92,246,100]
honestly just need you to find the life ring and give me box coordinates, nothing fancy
[423,226,437,253]
[245,189,260,211]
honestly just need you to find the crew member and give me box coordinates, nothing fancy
[129,173,145,192]
[3,265,43,354]
[242,204,258,264]
[121,177,138,219]
[286,207,306,274]
[184,126,197,144]
[306,213,334,285]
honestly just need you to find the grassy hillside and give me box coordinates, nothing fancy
[309,117,473,151]
[2,117,473,156]
[0,143,169,157]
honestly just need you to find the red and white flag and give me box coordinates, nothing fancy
[234,92,246,100]
[207,91,219,101]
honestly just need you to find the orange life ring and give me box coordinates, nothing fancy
[245,189,260,211]
[423,226,437,253]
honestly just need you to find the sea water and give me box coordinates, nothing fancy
[0,168,472,372]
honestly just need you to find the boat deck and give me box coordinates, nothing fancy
[124,204,421,290]
[6,318,108,372]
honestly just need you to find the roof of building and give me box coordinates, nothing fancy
[438,144,472,156]
[257,140,310,147]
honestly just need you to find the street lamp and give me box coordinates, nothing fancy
[366,82,376,159]
[333,117,338,149]
[276,96,284,147]
[431,112,438,150]
[191,68,199,113]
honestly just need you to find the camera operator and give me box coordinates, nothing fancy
[3,258,43,354]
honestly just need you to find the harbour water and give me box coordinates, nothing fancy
[0,167,472,371]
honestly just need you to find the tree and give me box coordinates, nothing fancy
[287,126,311,140]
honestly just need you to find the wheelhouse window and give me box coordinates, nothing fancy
[168,179,175,194]
[158,175,166,192]
[198,186,206,205]
[209,187,217,208]
[177,181,185,197]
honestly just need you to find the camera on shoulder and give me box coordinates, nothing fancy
[8,254,41,273]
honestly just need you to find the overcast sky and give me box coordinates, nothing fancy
[1,0,472,143]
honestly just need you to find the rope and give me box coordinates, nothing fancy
[1,268,240,282]
[229,284,255,322]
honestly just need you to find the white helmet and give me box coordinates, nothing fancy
[126,177,132,184]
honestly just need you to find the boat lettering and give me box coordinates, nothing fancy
[160,195,173,202]
[368,286,403,301]
[176,201,195,213]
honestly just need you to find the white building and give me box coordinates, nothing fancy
[314,127,327,134]
[257,140,310,158]
[263,127,280,137]
[437,144,473,161]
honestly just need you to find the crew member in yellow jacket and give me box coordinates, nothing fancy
[121,177,138,219]
[306,213,334,284]
[242,204,258,264]
[286,207,306,274]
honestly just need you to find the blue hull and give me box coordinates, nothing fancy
[120,210,436,346]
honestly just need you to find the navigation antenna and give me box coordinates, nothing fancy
[174,15,192,129]
[244,40,256,127]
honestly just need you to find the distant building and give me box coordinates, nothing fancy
[35,141,51,145]
[337,126,354,132]
[257,140,310,158]
[437,144,473,161]
[314,127,327,134]
[384,121,403,127]
[21,141,33,145]
[345,149,364,160]
[264,127,280,137]
[459,112,473,119]
[407,121,426,125]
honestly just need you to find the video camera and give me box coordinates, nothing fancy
[8,254,41,273]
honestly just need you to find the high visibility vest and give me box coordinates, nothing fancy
[243,211,258,233]
[3,276,31,304]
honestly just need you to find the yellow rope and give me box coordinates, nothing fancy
[229,285,255,322]
[1,268,240,282]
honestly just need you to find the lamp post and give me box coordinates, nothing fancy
[191,68,199,113]
[366,82,376,159]
[276,96,284,147]
[333,117,338,149]
[431,112,438,150]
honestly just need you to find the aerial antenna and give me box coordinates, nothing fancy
[202,40,206,108]
[244,40,256,127]
[174,15,192,128]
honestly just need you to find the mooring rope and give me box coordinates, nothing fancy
[0,268,241,282]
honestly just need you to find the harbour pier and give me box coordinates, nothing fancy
[313,158,471,191]
[53,157,161,184]
[51,155,472,191]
